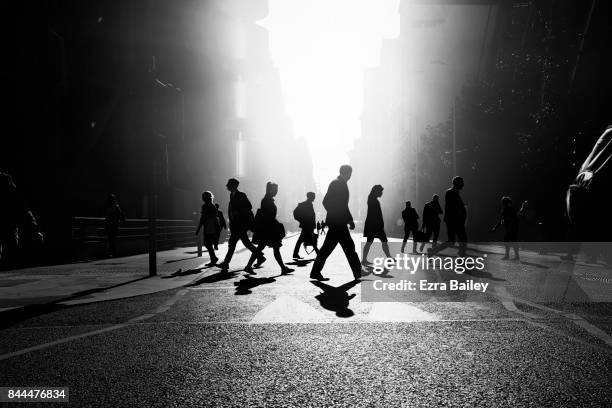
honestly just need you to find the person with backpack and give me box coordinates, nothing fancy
[217,178,265,271]
[195,191,220,266]
[245,182,294,275]
[293,192,319,259]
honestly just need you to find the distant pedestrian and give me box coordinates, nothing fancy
[214,203,227,250]
[428,176,468,257]
[310,165,362,281]
[316,221,322,236]
[320,221,328,235]
[293,192,319,259]
[217,178,265,271]
[362,185,392,265]
[400,201,419,254]
[196,191,220,266]
[245,182,294,275]
[105,193,125,258]
[0,172,43,266]
[419,195,443,252]
[492,196,520,260]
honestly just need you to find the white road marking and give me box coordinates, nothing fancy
[0,289,189,361]
[367,302,438,322]
[251,294,328,323]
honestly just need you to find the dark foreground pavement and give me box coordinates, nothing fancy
[1,234,611,407]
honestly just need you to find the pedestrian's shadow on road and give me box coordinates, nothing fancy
[463,268,506,281]
[235,275,277,295]
[311,280,359,318]
[162,265,216,279]
[187,269,239,286]
[285,259,314,268]
[165,256,200,264]
[519,260,549,269]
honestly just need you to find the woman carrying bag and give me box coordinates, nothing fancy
[245,182,294,275]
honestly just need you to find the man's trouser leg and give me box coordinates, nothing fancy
[337,227,362,276]
[429,222,456,256]
[293,229,306,257]
[456,224,467,255]
[222,232,240,263]
[311,228,340,276]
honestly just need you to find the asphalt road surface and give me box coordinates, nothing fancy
[1,234,611,407]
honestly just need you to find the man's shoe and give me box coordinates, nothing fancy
[244,265,256,275]
[293,254,303,259]
[501,255,509,260]
[254,255,267,268]
[281,267,295,274]
[217,261,229,270]
[353,268,362,281]
[206,257,218,267]
[309,272,329,281]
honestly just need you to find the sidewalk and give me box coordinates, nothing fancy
[0,246,215,311]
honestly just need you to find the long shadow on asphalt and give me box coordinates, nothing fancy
[311,280,360,318]
[234,275,278,295]
[187,270,239,286]
[0,275,151,330]
[165,256,201,264]
[162,265,216,279]
[285,259,314,268]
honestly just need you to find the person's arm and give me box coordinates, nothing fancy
[491,212,503,232]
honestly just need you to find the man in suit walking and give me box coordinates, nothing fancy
[310,165,362,281]
[217,178,265,270]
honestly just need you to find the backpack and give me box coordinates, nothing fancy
[293,202,306,223]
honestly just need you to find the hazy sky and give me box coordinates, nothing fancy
[261,0,399,189]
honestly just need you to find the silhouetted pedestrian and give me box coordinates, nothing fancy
[0,172,43,266]
[320,221,327,235]
[492,196,520,260]
[214,202,227,250]
[245,182,294,275]
[293,192,319,259]
[428,176,467,257]
[310,165,362,281]
[362,185,392,265]
[196,191,220,266]
[217,178,265,271]
[105,193,125,258]
[400,201,419,254]
[419,194,443,252]
[316,221,322,236]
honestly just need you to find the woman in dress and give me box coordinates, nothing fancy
[362,185,392,265]
[195,191,220,266]
[245,182,294,275]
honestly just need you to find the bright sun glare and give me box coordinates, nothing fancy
[260,0,399,189]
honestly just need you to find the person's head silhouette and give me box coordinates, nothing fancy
[339,164,352,181]
[306,192,315,202]
[226,178,239,192]
[266,181,278,197]
[452,176,464,190]
[502,196,512,207]
[202,191,214,204]
[215,203,220,209]
[370,184,384,198]
[432,194,439,202]
[405,201,412,208]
